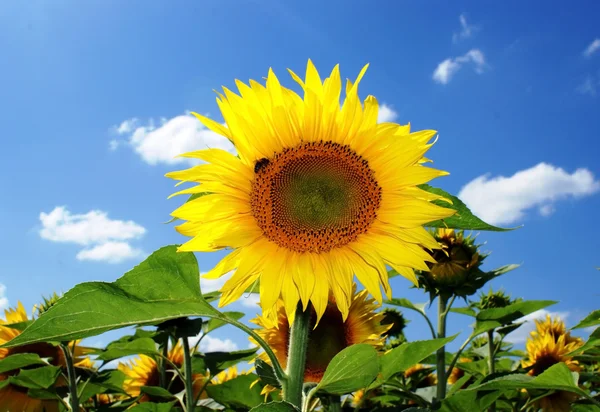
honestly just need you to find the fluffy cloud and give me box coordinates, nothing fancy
[377,104,398,123]
[198,335,239,353]
[76,241,145,264]
[504,309,570,344]
[0,284,8,311]
[583,38,600,58]
[39,206,146,263]
[458,163,600,225]
[433,49,486,85]
[111,113,235,165]
[452,13,478,43]
[239,293,260,309]
[577,75,599,96]
[200,271,233,294]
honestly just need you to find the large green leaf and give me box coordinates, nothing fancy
[198,347,258,375]
[129,403,175,412]
[9,366,61,389]
[473,300,557,335]
[205,373,264,409]
[380,335,457,381]
[572,310,600,330]
[140,386,177,400]
[255,358,281,389]
[385,298,427,316]
[250,402,299,412]
[315,344,379,395]
[418,185,513,231]
[0,353,47,374]
[96,337,158,361]
[467,363,589,397]
[3,246,222,346]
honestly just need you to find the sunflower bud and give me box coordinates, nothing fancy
[379,308,408,339]
[476,289,517,310]
[33,292,62,318]
[418,229,488,299]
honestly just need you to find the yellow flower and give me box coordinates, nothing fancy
[522,332,584,412]
[118,343,209,403]
[530,315,583,346]
[428,228,480,285]
[447,357,472,385]
[166,60,454,321]
[404,364,437,388]
[251,286,389,383]
[0,302,93,412]
[211,365,250,385]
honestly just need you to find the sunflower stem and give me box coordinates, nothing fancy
[60,343,80,412]
[159,338,169,389]
[325,395,342,412]
[487,329,497,412]
[182,337,195,412]
[284,302,311,409]
[435,296,448,402]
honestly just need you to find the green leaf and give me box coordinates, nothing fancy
[92,369,128,393]
[418,185,514,231]
[97,337,158,361]
[10,366,61,389]
[140,386,177,400]
[467,363,588,397]
[315,344,379,395]
[255,358,281,389]
[205,374,264,409]
[567,336,600,357]
[129,402,175,412]
[450,307,477,317]
[0,353,47,374]
[201,347,259,375]
[204,312,245,334]
[27,387,63,400]
[2,320,33,331]
[250,401,299,412]
[572,310,600,330]
[473,300,557,335]
[385,298,427,315]
[3,246,223,346]
[380,335,457,381]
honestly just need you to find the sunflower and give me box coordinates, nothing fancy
[118,343,209,403]
[522,332,584,412]
[211,365,250,385]
[0,302,93,412]
[426,229,481,285]
[447,357,472,385]
[530,315,583,346]
[251,286,389,383]
[404,364,437,388]
[166,60,454,321]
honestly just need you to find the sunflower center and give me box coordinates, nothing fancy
[303,303,349,382]
[251,141,381,253]
[530,354,560,376]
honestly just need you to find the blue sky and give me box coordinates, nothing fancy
[1,0,599,352]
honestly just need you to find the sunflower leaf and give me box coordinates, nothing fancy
[473,300,557,336]
[140,386,177,400]
[0,353,47,374]
[379,335,458,382]
[385,298,427,316]
[572,310,600,330]
[200,347,259,375]
[129,402,177,412]
[418,185,515,231]
[255,358,282,389]
[2,246,223,346]
[205,374,265,409]
[250,401,300,411]
[9,365,62,389]
[316,344,379,395]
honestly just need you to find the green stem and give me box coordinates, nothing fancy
[487,330,496,412]
[327,395,342,412]
[60,343,80,411]
[182,337,195,412]
[159,339,169,389]
[435,296,448,402]
[283,303,311,408]
[447,333,476,375]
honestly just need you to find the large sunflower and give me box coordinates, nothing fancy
[522,331,584,412]
[251,286,389,383]
[119,343,209,403]
[167,60,455,321]
[0,302,93,412]
[530,315,583,346]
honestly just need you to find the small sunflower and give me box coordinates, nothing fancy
[522,332,584,412]
[447,357,472,385]
[211,365,250,385]
[0,302,93,412]
[118,343,209,403]
[404,364,437,388]
[530,315,583,346]
[476,289,516,310]
[167,60,455,321]
[379,308,408,339]
[251,286,389,383]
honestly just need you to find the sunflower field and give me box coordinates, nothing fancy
[1,61,598,412]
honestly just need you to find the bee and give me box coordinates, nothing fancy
[254,158,270,173]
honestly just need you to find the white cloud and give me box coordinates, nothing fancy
[458,163,600,225]
[583,38,600,58]
[76,241,145,264]
[239,294,260,308]
[108,139,120,151]
[40,207,145,245]
[452,13,478,43]
[39,206,146,263]
[377,104,398,123]
[199,335,239,353]
[0,284,8,311]
[433,49,486,85]
[200,271,233,294]
[505,309,570,344]
[577,75,598,96]
[111,113,235,166]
